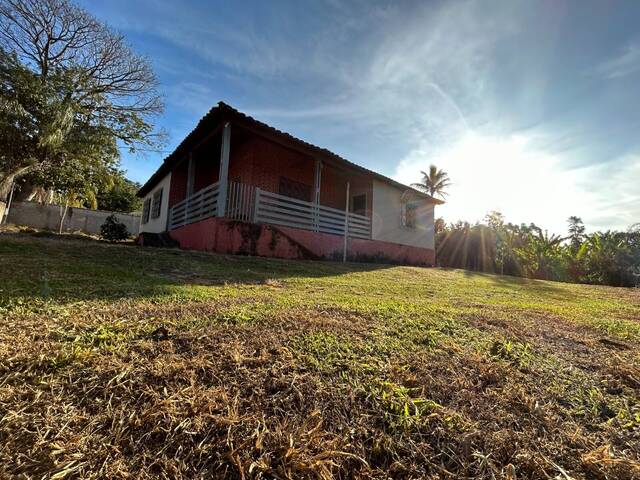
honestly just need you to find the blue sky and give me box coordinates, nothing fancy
[80,0,640,234]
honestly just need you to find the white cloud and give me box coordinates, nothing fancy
[596,42,640,79]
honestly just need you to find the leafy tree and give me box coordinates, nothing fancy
[29,156,115,231]
[513,226,566,280]
[436,221,496,272]
[0,0,162,203]
[578,231,639,287]
[411,165,451,199]
[567,216,585,253]
[484,211,507,274]
[96,174,142,212]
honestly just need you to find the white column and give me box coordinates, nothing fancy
[313,159,322,204]
[217,122,231,217]
[313,159,322,231]
[343,181,350,263]
[186,152,195,197]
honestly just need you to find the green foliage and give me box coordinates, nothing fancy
[411,164,451,199]
[372,380,444,430]
[489,339,534,369]
[100,214,129,242]
[96,173,142,212]
[437,213,640,287]
[0,0,162,201]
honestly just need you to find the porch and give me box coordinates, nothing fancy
[166,122,372,241]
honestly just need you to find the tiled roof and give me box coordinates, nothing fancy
[138,101,443,204]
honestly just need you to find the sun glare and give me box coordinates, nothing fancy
[395,132,596,234]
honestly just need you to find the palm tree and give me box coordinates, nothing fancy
[411,165,451,199]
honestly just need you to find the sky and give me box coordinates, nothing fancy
[79,0,640,235]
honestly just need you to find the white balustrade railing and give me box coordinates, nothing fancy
[169,181,372,240]
[168,181,220,229]
[226,180,255,222]
[254,188,371,239]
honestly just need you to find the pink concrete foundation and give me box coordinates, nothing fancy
[166,217,435,266]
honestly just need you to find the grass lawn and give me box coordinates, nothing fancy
[0,232,639,479]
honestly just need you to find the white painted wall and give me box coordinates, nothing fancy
[371,179,435,249]
[139,172,171,234]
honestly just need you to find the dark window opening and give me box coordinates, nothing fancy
[352,194,367,215]
[142,198,151,224]
[279,177,311,202]
[151,188,163,219]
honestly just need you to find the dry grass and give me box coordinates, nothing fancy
[0,233,639,479]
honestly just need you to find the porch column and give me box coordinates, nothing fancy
[186,152,195,196]
[313,159,322,231]
[313,159,322,204]
[217,122,231,217]
[343,181,350,263]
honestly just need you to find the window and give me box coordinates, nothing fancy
[279,177,311,202]
[142,198,151,224]
[151,188,163,219]
[401,203,417,228]
[352,194,367,215]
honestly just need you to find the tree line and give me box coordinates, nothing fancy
[412,166,638,288]
[435,213,640,287]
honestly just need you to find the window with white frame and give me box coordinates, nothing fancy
[401,202,417,228]
[142,198,151,224]
[151,188,163,219]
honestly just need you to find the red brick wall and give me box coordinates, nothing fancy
[168,160,188,208]
[230,136,315,194]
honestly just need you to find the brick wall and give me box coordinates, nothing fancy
[169,160,188,208]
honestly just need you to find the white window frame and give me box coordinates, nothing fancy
[401,202,417,229]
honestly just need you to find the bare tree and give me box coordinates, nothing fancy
[0,0,163,201]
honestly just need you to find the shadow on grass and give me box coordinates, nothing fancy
[0,232,395,304]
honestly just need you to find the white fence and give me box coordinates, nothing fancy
[168,181,372,239]
[168,181,220,229]
[254,188,371,239]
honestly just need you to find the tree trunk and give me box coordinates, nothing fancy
[59,200,69,234]
[0,165,33,202]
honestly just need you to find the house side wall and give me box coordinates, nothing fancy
[139,172,171,233]
[371,179,434,249]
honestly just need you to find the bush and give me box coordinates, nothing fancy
[100,214,129,242]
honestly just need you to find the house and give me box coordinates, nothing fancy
[137,102,443,265]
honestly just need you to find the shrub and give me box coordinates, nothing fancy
[100,214,129,242]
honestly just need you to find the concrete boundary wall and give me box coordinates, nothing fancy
[5,201,140,236]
